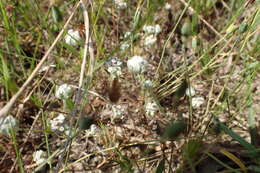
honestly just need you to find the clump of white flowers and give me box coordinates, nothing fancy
[120,42,130,51]
[127,56,148,74]
[0,115,18,136]
[111,105,126,121]
[106,57,124,78]
[143,79,153,89]
[165,3,172,10]
[185,87,196,97]
[49,113,68,132]
[145,101,159,116]
[113,0,127,9]
[144,34,157,47]
[191,97,205,109]
[142,24,161,47]
[85,124,100,137]
[64,29,81,46]
[55,84,73,100]
[143,25,162,35]
[33,150,47,165]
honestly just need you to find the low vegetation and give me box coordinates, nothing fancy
[0,0,259,172]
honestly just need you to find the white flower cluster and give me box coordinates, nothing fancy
[127,56,148,74]
[120,42,130,51]
[144,35,157,47]
[185,87,196,97]
[0,115,18,136]
[64,29,81,46]
[142,24,161,47]
[191,97,205,109]
[143,79,153,89]
[85,124,100,137]
[111,105,126,121]
[145,101,159,116]
[165,3,172,10]
[55,84,72,100]
[143,25,162,35]
[113,0,127,9]
[106,57,124,78]
[33,150,47,165]
[185,86,205,109]
[120,32,132,51]
[49,113,68,132]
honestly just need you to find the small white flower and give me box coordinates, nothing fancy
[144,35,157,47]
[165,3,172,10]
[124,32,131,38]
[33,150,47,165]
[107,66,122,78]
[49,114,66,131]
[106,57,123,78]
[112,105,126,121]
[143,80,153,89]
[0,115,18,136]
[64,29,81,46]
[113,0,127,9]
[191,97,205,108]
[120,42,130,51]
[145,101,159,116]
[55,84,72,100]
[127,56,148,74]
[86,124,100,137]
[39,64,56,73]
[185,87,196,97]
[143,24,161,35]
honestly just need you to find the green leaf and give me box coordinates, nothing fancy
[156,159,165,173]
[216,117,258,158]
[162,120,186,140]
[79,117,94,130]
[51,6,62,23]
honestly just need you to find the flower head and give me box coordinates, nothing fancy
[106,57,124,78]
[165,3,172,10]
[143,24,161,35]
[55,84,72,100]
[49,113,66,132]
[64,29,81,46]
[143,79,153,89]
[185,87,196,97]
[0,115,18,136]
[85,124,100,137]
[144,35,157,47]
[145,101,159,116]
[191,97,205,108]
[113,0,127,9]
[127,56,148,74]
[112,105,126,121]
[33,150,47,165]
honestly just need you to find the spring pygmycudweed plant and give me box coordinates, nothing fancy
[127,56,148,74]
[185,86,196,97]
[111,105,126,122]
[64,29,82,46]
[191,97,205,109]
[0,115,18,136]
[33,150,47,165]
[113,0,127,9]
[143,24,162,35]
[144,34,157,47]
[106,57,124,78]
[55,84,73,100]
[145,101,159,116]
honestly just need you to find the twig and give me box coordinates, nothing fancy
[0,1,81,117]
